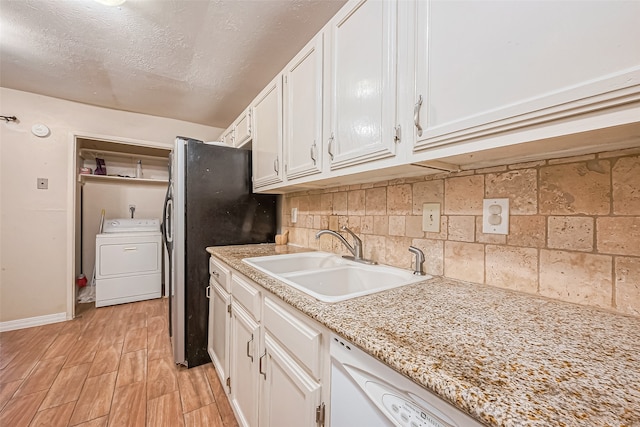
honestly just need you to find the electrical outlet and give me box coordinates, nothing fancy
[291,208,298,224]
[37,178,48,189]
[482,198,509,234]
[422,203,440,232]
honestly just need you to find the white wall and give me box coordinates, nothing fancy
[0,88,223,324]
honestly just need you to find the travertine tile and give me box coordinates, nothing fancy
[486,246,538,293]
[615,256,640,316]
[320,193,333,215]
[597,217,640,256]
[485,169,537,214]
[412,180,443,214]
[508,160,546,170]
[388,216,406,236]
[410,239,444,276]
[328,216,339,231]
[476,165,507,174]
[387,184,412,215]
[447,216,475,242]
[332,192,347,215]
[296,195,310,214]
[308,194,322,213]
[507,216,546,248]
[539,250,612,308]
[612,155,640,214]
[539,161,610,215]
[148,390,185,427]
[475,217,506,244]
[69,371,117,425]
[384,236,414,269]
[347,189,365,215]
[548,154,596,165]
[444,242,485,283]
[424,216,448,240]
[361,216,374,234]
[547,216,594,252]
[363,235,386,263]
[346,216,362,233]
[405,216,425,238]
[373,216,389,235]
[444,175,484,215]
[30,400,75,427]
[307,230,320,249]
[365,187,387,215]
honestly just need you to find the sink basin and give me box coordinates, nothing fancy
[243,252,430,303]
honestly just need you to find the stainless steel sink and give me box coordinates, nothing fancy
[243,252,430,303]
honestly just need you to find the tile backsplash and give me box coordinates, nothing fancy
[281,148,640,317]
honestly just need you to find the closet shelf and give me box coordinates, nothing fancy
[79,174,168,185]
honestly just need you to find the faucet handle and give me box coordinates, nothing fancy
[408,246,426,276]
[341,226,363,259]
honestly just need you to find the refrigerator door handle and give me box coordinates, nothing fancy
[162,185,174,250]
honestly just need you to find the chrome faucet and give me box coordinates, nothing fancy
[409,246,426,276]
[315,226,376,264]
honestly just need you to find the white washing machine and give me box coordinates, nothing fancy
[95,218,162,307]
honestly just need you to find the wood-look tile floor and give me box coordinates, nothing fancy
[0,299,239,427]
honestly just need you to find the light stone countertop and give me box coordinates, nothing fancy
[206,244,640,427]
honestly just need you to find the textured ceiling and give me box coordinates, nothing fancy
[0,0,346,128]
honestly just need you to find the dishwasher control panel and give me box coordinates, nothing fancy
[383,394,449,427]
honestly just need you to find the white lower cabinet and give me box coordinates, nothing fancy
[229,301,261,427]
[207,256,329,427]
[260,332,322,427]
[207,279,231,393]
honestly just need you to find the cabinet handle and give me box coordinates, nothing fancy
[327,133,334,161]
[246,334,254,362]
[414,95,423,137]
[123,247,137,251]
[247,110,252,136]
[205,286,211,299]
[259,350,267,379]
[273,157,279,173]
[310,141,317,165]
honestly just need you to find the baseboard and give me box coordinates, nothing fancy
[0,312,68,332]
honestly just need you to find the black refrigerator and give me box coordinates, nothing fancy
[163,137,277,368]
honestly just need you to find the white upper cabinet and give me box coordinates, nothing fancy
[412,0,640,152]
[283,33,325,181]
[328,0,399,170]
[234,108,252,148]
[221,126,235,146]
[252,75,284,188]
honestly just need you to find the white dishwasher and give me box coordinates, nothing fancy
[95,218,162,307]
[330,334,483,427]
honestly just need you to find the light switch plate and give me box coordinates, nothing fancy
[37,178,48,189]
[422,203,440,232]
[291,207,298,224]
[482,198,509,234]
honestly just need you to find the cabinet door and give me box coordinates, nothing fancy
[260,332,322,427]
[235,109,252,148]
[328,0,398,170]
[413,0,640,152]
[207,280,231,393]
[252,76,284,188]
[283,33,324,180]
[229,303,260,427]
[222,127,235,146]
